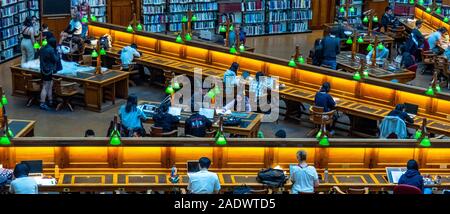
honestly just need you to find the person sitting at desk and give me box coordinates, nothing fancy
[39,37,59,111]
[428,27,447,55]
[187,157,221,194]
[387,104,414,124]
[59,12,83,45]
[153,103,180,133]
[223,62,239,95]
[118,94,147,137]
[314,82,336,113]
[290,150,319,194]
[185,112,213,137]
[412,19,425,49]
[120,43,141,70]
[398,160,424,193]
[9,163,38,194]
[366,43,389,66]
[381,6,395,32]
[223,94,251,113]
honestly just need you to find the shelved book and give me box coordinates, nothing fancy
[142,0,167,32]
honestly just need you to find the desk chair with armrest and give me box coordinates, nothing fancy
[393,184,422,194]
[53,78,78,112]
[330,186,369,194]
[435,56,450,89]
[387,26,406,53]
[307,106,336,137]
[379,116,408,139]
[22,72,42,107]
[112,59,140,87]
[150,125,178,137]
[65,40,85,63]
[420,40,436,74]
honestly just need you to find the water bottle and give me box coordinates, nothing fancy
[170,165,179,184]
[324,168,329,183]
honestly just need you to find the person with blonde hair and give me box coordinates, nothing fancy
[290,150,319,194]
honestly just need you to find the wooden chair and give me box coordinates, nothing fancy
[114,59,140,87]
[307,106,336,137]
[53,78,78,111]
[164,70,175,88]
[420,40,436,74]
[66,38,85,62]
[22,72,41,107]
[80,55,93,66]
[150,125,178,137]
[387,26,406,53]
[331,186,369,194]
[435,56,450,89]
[393,184,422,194]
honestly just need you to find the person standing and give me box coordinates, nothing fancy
[321,28,340,70]
[290,150,319,194]
[39,37,58,110]
[20,17,36,66]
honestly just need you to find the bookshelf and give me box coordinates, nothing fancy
[0,0,40,63]
[241,0,266,36]
[290,0,312,33]
[141,0,166,33]
[88,0,107,22]
[166,0,218,32]
[336,0,363,25]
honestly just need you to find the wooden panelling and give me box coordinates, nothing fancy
[67,147,110,168]
[374,148,416,168]
[310,0,336,29]
[41,16,71,41]
[119,147,163,168]
[109,0,133,27]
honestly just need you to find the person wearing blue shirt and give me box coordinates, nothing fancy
[120,43,141,70]
[9,163,38,194]
[428,27,447,54]
[118,95,147,137]
[314,82,336,113]
[366,44,390,67]
[398,160,424,193]
[223,62,239,95]
[187,157,221,194]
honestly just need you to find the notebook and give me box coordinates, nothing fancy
[199,108,215,120]
[168,107,182,117]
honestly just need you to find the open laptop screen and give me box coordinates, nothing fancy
[404,103,419,115]
[386,167,407,184]
[187,161,200,173]
[168,107,182,116]
[21,160,43,174]
[199,108,215,120]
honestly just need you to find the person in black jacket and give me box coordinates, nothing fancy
[185,112,212,137]
[153,103,180,132]
[320,28,340,70]
[412,19,425,49]
[39,37,58,110]
[309,38,323,66]
[381,7,395,32]
[398,160,424,192]
[399,45,416,69]
[387,104,414,124]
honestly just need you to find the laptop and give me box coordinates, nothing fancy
[187,160,200,173]
[168,107,182,117]
[21,160,43,177]
[386,167,407,184]
[199,108,215,120]
[404,103,419,118]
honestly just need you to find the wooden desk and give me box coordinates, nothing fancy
[87,22,450,136]
[10,65,129,112]
[337,51,416,83]
[139,101,263,138]
[7,119,35,137]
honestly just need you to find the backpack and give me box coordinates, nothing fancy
[99,34,112,50]
[256,168,287,188]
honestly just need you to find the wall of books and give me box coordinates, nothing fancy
[71,0,107,22]
[0,0,40,63]
[240,0,312,36]
[336,0,363,25]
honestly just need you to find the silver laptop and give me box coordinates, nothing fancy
[386,167,407,184]
[199,108,215,120]
[168,107,182,116]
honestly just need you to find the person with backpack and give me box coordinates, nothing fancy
[290,150,319,194]
[310,38,323,66]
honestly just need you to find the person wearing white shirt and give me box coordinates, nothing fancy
[290,150,319,194]
[120,44,141,70]
[9,163,38,194]
[223,62,239,95]
[187,157,221,194]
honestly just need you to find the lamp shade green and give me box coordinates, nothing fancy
[126,25,134,32]
[91,50,98,58]
[349,7,355,13]
[377,43,384,50]
[81,16,88,23]
[353,72,361,81]
[414,130,422,139]
[425,86,435,96]
[319,136,329,146]
[357,36,364,43]
[426,7,431,13]
[182,16,188,23]
[216,134,227,145]
[109,130,121,146]
[1,94,8,105]
[373,16,379,22]
[409,0,415,4]
[367,44,374,51]
[239,44,245,52]
[363,16,369,23]
[346,37,353,45]
[90,15,97,22]
[435,85,441,93]
[207,90,216,99]
[214,86,220,95]
[420,136,431,147]
[100,48,106,56]
[229,25,234,31]
[436,7,442,15]
[7,128,14,138]
[191,15,197,22]
[363,70,369,78]
[298,56,305,64]
[418,0,424,5]
[288,58,296,67]
[166,85,175,95]
[445,17,449,23]
[0,135,10,145]
[230,46,237,54]
[173,82,181,90]
[339,7,345,13]
[176,34,183,43]
[136,23,143,31]
[219,25,226,33]
[185,33,192,41]
[33,42,40,49]
[315,130,323,139]
[42,39,48,46]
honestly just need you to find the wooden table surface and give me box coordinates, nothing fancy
[138,100,263,138]
[337,51,416,83]
[90,44,450,136]
[10,64,130,112]
[8,119,35,137]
